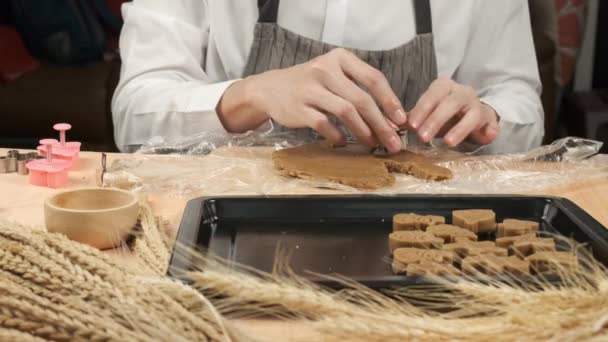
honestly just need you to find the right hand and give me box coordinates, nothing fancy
[217,48,407,153]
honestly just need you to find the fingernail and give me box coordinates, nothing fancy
[409,120,419,129]
[388,135,401,152]
[394,109,407,124]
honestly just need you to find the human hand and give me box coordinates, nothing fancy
[218,48,407,153]
[407,79,500,147]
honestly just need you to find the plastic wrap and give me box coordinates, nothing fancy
[101,131,606,198]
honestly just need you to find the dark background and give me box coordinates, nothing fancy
[593,1,607,89]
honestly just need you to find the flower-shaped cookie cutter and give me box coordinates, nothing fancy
[37,123,82,170]
[27,139,71,188]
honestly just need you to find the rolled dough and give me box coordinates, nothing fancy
[271,142,453,189]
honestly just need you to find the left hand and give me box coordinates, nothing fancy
[407,78,500,147]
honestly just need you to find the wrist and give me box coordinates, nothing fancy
[216,76,269,133]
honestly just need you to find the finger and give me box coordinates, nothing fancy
[408,79,453,130]
[309,88,378,147]
[386,117,399,131]
[324,74,401,152]
[469,122,499,145]
[304,108,346,145]
[443,108,484,147]
[417,92,468,143]
[337,50,407,126]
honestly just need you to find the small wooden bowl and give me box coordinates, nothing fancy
[44,187,139,250]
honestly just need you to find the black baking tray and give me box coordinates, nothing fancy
[168,195,608,289]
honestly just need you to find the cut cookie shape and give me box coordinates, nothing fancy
[511,237,556,256]
[406,261,462,277]
[392,248,454,274]
[427,224,478,243]
[495,233,537,249]
[462,255,530,276]
[392,213,445,231]
[443,240,499,258]
[389,231,444,252]
[452,209,496,234]
[497,219,539,238]
[272,142,452,190]
[526,251,578,274]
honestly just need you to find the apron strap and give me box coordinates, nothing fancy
[413,0,433,34]
[257,0,279,23]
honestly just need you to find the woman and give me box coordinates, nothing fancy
[112,0,544,154]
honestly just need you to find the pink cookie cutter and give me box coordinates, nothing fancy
[27,139,71,188]
[37,123,82,170]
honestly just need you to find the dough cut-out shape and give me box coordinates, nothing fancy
[427,224,478,243]
[405,261,462,277]
[526,251,578,274]
[392,213,445,231]
[495,233,537,249]
[511,236,556,256]
[444,240,506,258]
[388,231,444,252]
[272,142,452,190]
[391,248,454,274]
[452,209,497,234]
[462,255,530,276]
[497,219,539,238]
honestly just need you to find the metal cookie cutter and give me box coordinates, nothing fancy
[0,150,43,175]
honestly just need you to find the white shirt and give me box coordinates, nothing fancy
[112,0,544,153]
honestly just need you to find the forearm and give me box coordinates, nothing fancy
[112,77,238,151]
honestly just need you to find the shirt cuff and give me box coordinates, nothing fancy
[186,79,240,130]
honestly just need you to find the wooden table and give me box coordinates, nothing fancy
[1,148,607,340]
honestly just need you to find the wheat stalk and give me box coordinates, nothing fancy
[0,216,234,342]
[186,233,608,341]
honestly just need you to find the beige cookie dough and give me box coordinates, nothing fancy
[392,213,445,231]
[391,248,454,274]
[495,233,537,249]
[272,142,453,190]
[462,255,530,276]
[526,251,578,274]
[427,224,478,243]
[444,240,507,258]
[388,231,444,252]
[452,209,497,234]
[511,236,556,256]
[497,219,539,238]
